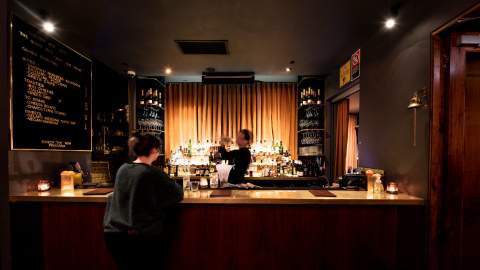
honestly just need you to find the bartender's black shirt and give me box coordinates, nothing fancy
[219,146,251,184]
[104,163,183,236]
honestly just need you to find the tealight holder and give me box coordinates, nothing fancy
[37,179,51,192]
[386,182,399,194]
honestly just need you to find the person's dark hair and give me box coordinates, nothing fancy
[239,129,252,143]
[133,134,161,157]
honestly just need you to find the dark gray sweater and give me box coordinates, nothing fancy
[104,163,183,236]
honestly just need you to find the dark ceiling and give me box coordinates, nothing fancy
[14,0,400,79]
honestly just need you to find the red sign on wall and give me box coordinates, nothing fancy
[351,49,361,81]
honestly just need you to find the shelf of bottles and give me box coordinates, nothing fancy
[297,77,326,177]
[135,78,165,158]
[166,139,319,178]
[93,107,130,158]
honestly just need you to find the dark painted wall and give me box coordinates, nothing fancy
[1,0,11,269]
[326,0,478,198]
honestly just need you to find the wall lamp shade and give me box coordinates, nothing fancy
[407,88,427,109]
[407,95,422,109]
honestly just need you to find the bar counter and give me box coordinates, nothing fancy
[10,188,426,270]
[9,188,424,205]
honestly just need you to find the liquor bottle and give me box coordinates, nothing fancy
[139,89,145,106]
[300,90,304,106]
[153,89,159,106]
[187,139,192,158]
[279,141,284,155]
[317,89,321,105]
[308,87,313,104]
[209,152,216,173]
[147,88,153,105]
[158,92,162,108]
[304,89,307,105]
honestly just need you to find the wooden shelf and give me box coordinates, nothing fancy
[298,128,324,133]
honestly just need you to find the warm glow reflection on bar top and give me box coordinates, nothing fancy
[9,189,424,205]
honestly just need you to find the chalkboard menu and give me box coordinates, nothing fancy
[11,17,92,151]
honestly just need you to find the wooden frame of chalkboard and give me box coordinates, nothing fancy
[9,16,92,151]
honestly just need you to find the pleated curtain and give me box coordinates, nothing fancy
[345,114,358,172]
[334,99,349,179]
[165,82,297,157]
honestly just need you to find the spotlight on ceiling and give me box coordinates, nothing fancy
[165,67,172,75]
[385,18,396,29]
[285,67,292,72]
[42,21,55,33]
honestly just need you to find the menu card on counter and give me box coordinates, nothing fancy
[11,16,92,151]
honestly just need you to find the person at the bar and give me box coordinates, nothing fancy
[127,131,141,161]
[103,134,183,270]
[218,129,252,184]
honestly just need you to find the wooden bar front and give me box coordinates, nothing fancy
[10,191,425,270]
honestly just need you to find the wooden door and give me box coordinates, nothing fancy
[440,33,480,270]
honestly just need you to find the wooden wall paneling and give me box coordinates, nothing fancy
[442,33,466,269]
[41,203,116,270]
[428,34,449,270]
[461,48,480,269]
[11,203,424,270]
[1,0,11,269]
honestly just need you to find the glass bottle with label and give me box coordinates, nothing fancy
[153,89,159,106]
[139,89,145,106]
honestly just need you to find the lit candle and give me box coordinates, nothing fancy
[37,180,51,192]
[386,182,399,194]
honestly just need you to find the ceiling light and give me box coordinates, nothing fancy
[385,18,396,29]
[42,21,55,33]
[285,67,292,72]
[165,67,172,75]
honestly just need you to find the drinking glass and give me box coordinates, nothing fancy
[191,181,200,192]
[210,173,218,189]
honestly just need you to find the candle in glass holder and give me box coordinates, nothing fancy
[386,182,399,194]
[37,180,51,192]
[60,171,75,191]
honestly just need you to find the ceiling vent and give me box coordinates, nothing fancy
[175,40,229,55]
[202,72,255,84]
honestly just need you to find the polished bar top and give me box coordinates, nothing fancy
[9,188,424,205]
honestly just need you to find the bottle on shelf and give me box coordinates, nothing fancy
[139,89,145,106]
[158,92,162,108]
[279,141,284,155]
[147,88,153,105]
[187,139,192,158]
[153,89,159,106]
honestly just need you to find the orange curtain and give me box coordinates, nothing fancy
[345,114,358,172]
[165,82,297,157]
[334,99,349,179]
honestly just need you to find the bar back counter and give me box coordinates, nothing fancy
[10,189,425,270]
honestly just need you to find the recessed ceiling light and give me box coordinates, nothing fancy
[42,21,55,33]
[165,67,172,75]
[285,67,292,72]
[385,18,396,29]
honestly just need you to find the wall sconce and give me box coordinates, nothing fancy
[407,87,427,146]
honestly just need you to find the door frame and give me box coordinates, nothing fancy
[429,3,480,269]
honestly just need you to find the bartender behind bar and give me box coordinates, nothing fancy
[218,129,252,184]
